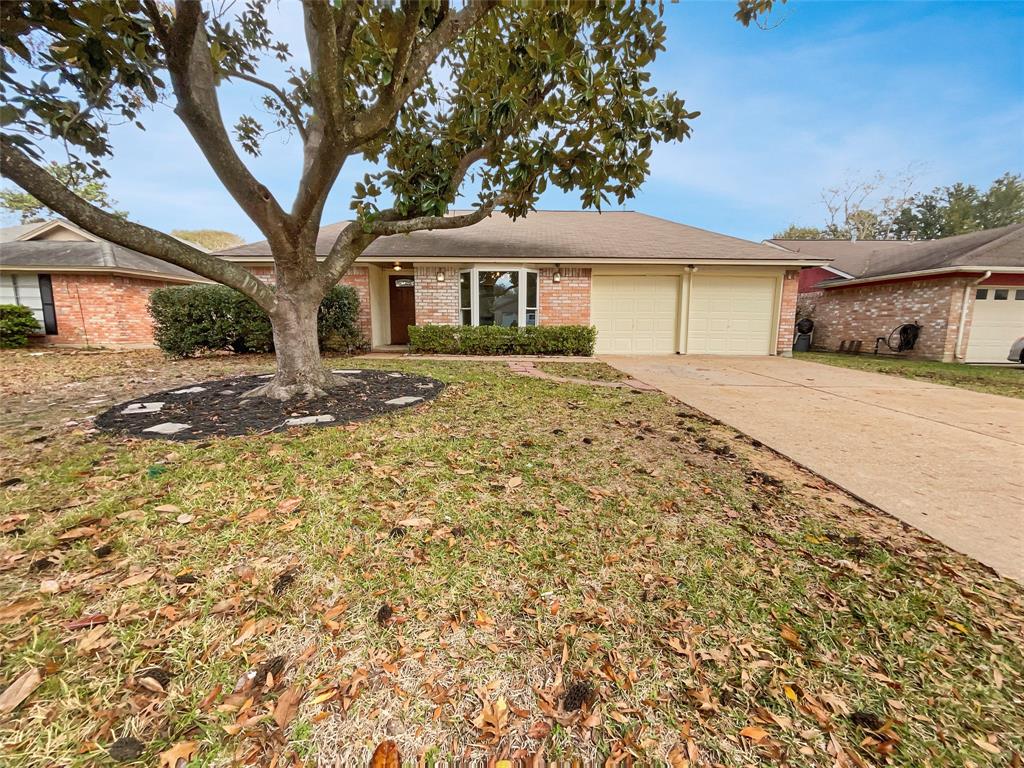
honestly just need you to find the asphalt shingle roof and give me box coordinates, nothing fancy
[0,240,204,281]
[769,223,1024,280]
[218,211,824,263]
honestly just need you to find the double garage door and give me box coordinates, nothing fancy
[592,274,776,355]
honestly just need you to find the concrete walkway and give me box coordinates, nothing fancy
[602,355,1024,584]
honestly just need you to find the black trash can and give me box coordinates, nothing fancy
[793,318,814,352]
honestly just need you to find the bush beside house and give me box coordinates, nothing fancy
[149,285,367,357]
[0,304,41,348]
[408,324,596,356]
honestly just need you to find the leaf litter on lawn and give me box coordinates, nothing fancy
[0,356,1021,766]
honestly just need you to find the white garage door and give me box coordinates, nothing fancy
[966,287,1024,363]
[592,275,679,354]
[687,275,775,355]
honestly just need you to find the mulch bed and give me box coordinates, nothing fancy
[94,369,445,441]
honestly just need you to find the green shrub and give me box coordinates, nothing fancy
[149,284,367,357]
[317,285,366,354]
[408,324,596,356]
[0,304,41,348]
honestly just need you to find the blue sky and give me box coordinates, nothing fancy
[8,1,1024,242]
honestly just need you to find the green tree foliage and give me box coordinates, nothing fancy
[772,224,826,240]
[783,172,1024,241]
[891,173,1024,240]
[170,229,245,251]
[0,0,779,397]
[0,162,126,223]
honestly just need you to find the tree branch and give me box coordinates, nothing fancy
[368,204,498,236]
[350,1,497,145]
[224,69,308,141]
[159,1,288,241]
[1,138,276,310]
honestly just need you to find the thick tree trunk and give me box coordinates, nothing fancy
[244,291,331,401]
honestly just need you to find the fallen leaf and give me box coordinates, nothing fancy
[370,740,400,768]
[0,668,43,714]
[273,685,304,729]
[57,526,98,541]
[276,497,303,515]
[76,624,111,652]
[507,476,523,490]
[158,740,197,768]
[175,513,195,525]
[153,504,181,514]
[780,624,803,651]
[740,726,770,743]
[397,516,431,528]
[64,613,108,630]
[121,569,157,587]
[0,599,41,623]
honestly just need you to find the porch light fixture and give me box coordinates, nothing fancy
[392,261,402,271]
[552,265,561,283]
[436,270,446,282]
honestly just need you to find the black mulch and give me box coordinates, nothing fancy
[94,369,445,441]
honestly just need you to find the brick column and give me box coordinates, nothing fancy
[338,266,372,340]
[414,264,461,324]
[776,269,799,355]
[539,267,591,325]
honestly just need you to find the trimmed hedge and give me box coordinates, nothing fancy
[149,284,367,358]
[408,324,596,356]
[0,304,41,349]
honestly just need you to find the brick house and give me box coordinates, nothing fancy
[218,211,824,356]
[0,219,206,346]
[768,224,1024,363]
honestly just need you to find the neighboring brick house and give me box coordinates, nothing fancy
[0,219,206,347]
[768,224,1024,362]
[218,211,823,356]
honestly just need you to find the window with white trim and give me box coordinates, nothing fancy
[459,267,540,327]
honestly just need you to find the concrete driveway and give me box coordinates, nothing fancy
[602,355,1024,583]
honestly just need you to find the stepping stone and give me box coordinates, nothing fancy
[144,422,191,435]
[285,414,335,426]
[122,402,165,415]
[257,374,274,379]
[415,383,436,389]
[387,372,404,378]
[332,369,361,375]
[171,386,206,395]
[385,396,423,406]
[219,389,236,395]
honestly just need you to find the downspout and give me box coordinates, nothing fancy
[954,271,991,361]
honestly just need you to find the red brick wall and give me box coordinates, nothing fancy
[776,270,800,354]
[42,273,176,347]
[539,267,591,325]
[413,265,461,324]
[808,276,964,360]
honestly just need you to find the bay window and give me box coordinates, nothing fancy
[459,267,540,327]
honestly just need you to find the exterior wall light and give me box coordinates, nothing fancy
[552,265,562,283]
[436,270,446,282]
[392,262,402,271]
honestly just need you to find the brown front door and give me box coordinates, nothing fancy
[388,275,416,344]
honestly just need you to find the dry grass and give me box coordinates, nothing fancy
[1,350,1022,766]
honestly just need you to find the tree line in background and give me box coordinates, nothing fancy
[775,171,1024,241]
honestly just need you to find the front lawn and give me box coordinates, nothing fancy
[796,351,1024,398]
[1,352,1021,766]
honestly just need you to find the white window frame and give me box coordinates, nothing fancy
[459,266,540,327]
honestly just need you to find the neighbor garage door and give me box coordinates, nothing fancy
[966,287,1024,363]
[592,275,679,354]
[687,275,775,355]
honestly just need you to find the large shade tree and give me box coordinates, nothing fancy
[1,0,775,399]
